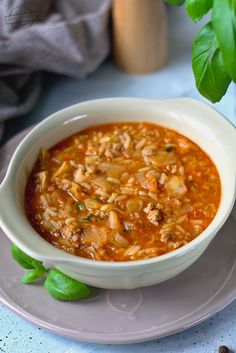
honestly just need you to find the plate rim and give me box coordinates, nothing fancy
[0,282,236,344]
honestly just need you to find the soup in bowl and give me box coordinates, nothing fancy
[25,122,221,262]
[0,98,235,289]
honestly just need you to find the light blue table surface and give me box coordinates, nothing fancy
[1,7,236,353]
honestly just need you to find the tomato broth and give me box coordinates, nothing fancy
[25,122,221,261]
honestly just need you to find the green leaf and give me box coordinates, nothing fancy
[192,22,231,103]
[212,0,236,82]
[77,202,85,211]
[186,0,213,22]
[21,269,46,284]
[44,269,91,301]
[12,244,45,271]
[164,0,185,5]
[82,214,93,221]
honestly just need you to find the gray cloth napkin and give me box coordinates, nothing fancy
[0,0,111,130]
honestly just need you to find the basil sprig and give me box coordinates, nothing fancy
[192,22,231,103]
[12,243,44,270]
[212,0,236,83]
[12,244,91,301]
[45,269,91,301]
[164,0,236,102]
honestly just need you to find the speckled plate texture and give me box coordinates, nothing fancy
[0,128,236,344]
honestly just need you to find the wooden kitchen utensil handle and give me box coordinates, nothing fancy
[112,0,168,74]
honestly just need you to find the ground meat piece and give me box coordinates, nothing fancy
[143,202,154,214]
[147,209,162,225]
[94,210,108,219]
[160,232,173,243]
[61,223,81,240]
[85,165,99,175]
[123,221,136,231]
[144,202,164,226]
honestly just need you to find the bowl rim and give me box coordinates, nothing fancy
[0,97,236,269]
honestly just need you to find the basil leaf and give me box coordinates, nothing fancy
[212,0,236,82]
[186,0,213,22]
[12,244,45,271]
[164,0,185,5]
[22,269,46,284]
[31,260,46,271]
[192,22,231,103]
[44,269,91,301]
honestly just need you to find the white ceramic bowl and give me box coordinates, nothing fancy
[0,98,236,289]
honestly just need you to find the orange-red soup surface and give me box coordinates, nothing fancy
[25,122,221,261]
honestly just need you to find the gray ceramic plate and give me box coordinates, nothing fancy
[0,129,236,344]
